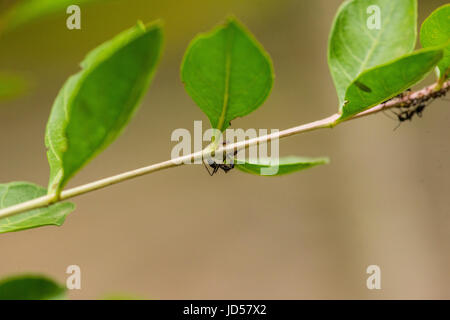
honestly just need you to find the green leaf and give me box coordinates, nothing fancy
[0,72,28,102]
[0,0,109,33]
[181,17,274,132]
[236,156,329,176]
[0,182,75,234]
[420,4,450,81]
[339,48,443,120]
[45,21,163,194]
[0,274,66,300]
[328,0,417,105]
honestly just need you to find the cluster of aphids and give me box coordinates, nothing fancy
[384,87,448,128]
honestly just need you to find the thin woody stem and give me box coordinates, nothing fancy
[0,80,448,220]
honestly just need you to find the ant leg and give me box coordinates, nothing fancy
[382,110,397,121]
[388,109,403,131]
[202,158,214,176]
[390,109,402,118]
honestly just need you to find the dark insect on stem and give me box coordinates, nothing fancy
[385,86,448,130]
[203,158,235,176]
[391,102,427,130]
[354,80,372,93]
[415,104,426,118]
[203,142,238,176]
[382,88,412,104]
[203,160,220,176]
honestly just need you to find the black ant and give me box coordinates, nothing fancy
[391,102,426,130]
[381,87,445,130]
[382,88,412,104]
[387,86,447,129]
[203,142,238,176]
[204,159,234,176]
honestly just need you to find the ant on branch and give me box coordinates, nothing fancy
[388,101,428,130]
[382,87,448,130]
[395,103,426,121]
[381,88,412,104]
[203,141,238,176]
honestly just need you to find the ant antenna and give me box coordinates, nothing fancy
[382,109,397,121]
[393,121,402,131]
[389,109,404,131]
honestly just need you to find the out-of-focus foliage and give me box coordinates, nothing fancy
[0,274,66,300]
[0,0,111,33]
[0,72,28,102]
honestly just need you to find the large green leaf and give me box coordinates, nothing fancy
[45,21,163,194]
[0,182,74,234]
[420,4,450,81]
[0,72,28,102]
[236,156,329,176]
[181,17,274,131]
[328,0,417,105]
[339,48,443,120]
[0,0,109,33]
[0,274,66,300]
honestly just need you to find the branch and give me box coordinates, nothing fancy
[0,80,448,220]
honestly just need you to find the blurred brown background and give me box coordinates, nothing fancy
[0,0,449,299]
